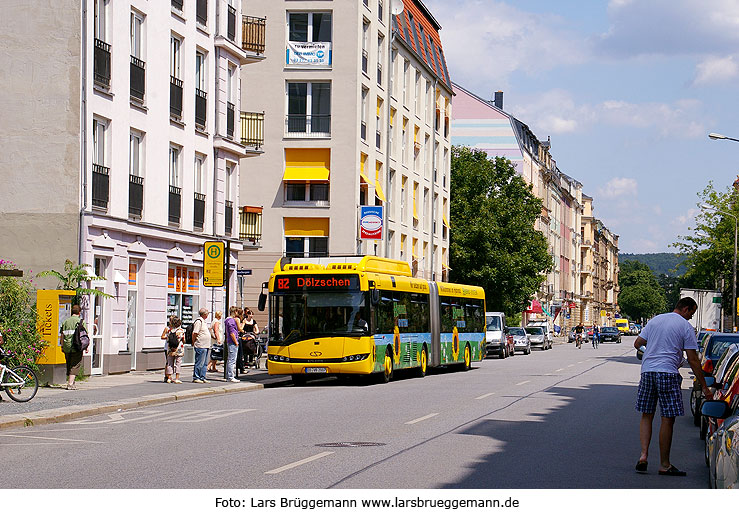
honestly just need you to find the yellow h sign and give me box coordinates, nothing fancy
[203,241,225,287]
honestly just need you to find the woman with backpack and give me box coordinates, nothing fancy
[208,310,223,373]
[161,316,185,383]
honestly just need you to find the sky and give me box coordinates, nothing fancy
[424,0,739,254]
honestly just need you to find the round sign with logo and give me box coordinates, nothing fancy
[360,206,383,239]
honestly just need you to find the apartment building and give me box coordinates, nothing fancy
[0,0,266,379]
[238,0,453,310]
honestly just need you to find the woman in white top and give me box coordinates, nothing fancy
[208,310,223,372]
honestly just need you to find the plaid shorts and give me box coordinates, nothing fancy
[635,372,684,417]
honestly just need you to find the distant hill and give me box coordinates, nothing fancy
[619,253,687,277]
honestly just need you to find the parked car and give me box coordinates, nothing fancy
[525,326,550,350]
[485,312,510,359]
[615,318,630,335]
[507,327,531,355]
[567,328,577,343]
[699,343,739,438]
[527,321,553,344]
[701,394,739,488]
[694,334,739,424]
[599,326,621,343]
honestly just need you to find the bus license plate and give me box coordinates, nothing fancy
[305,367,327,374]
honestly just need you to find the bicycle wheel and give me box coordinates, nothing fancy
[5,365,39,402]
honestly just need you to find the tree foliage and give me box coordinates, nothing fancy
[36,259,111,305]
[617,260,667,321]
[0,259,46,367]
[449,146,552,315]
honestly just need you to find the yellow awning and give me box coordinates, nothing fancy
[284,217,330,237]
[374,180,387,202]
[443,213,451,228]
[284,148,330,182]
[442,262,451,270]
[413,191,419,220]
[360,171,371,184]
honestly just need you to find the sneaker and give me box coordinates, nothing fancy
[166,378,172,383]
[65,384,78,390]
[229,378,241,383]
[193,379,204,383]
[173,379,182,384]
[202,379,211,384]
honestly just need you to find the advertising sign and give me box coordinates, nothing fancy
[203,241,225,287]
[360,206,383,240]
[286,41,332,66]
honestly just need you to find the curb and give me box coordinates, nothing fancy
[0,377,290,431]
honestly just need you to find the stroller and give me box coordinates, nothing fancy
[241,332,262,369]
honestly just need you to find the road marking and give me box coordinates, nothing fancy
[0,434,104,444]
[555,368,564,372]
[515,381,530,386]
[266,451,334,475]
[405,413,439,425]
[164,409,255,423]
[567,364,575,368]
[475,392,495,400]
[71,409,255,425]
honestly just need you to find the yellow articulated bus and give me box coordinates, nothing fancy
[260,256,486,384]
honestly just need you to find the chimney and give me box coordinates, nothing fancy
[494,91,503,110]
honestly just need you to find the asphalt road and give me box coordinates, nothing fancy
[0,336,709,489]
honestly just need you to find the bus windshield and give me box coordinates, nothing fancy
[270,291,370,345]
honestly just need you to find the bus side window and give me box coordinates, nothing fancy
[411,293,430,334]
[440,296,453,334]
[376,291,395,334]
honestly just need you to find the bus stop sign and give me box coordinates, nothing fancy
[203,241,225,287]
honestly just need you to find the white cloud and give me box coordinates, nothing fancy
[693,55,739,85]
[599,177,638,198]
[672,208,700,226]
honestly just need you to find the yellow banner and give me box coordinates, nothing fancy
[203,241,225,287]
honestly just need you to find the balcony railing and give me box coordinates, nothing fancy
[169,185,181,225]
[227,102,235,138]
[241,111,264,149]
[193,193,206,230]
[196,0,208,26]
[227,5,236,42]
[242,16,266,54]
[195,88,207,128]
[94,39,111,88]
[225,201,233,235]
[92,164,110,210]
[285,114,331,136]
[128,174,143,218]
[240,206,263,243]
[130,56,145,102]
[170,76,183,119]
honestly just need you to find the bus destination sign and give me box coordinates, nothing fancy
[274,274,360,292]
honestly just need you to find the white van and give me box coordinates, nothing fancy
[485,312,509,358]
[527,320,553,349]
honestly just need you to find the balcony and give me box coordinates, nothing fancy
[128,175,143,219]
[227,102,235,138]
[193,193,206,231]
[240,206,263,245]
[286,114,331,137]
[170,76,183,120]
[92,164,109,210]
[130,56,145,102]
[227,5,236,42]
[196,0,207,27]
[195,88,207,128]
[242,16,266,55]
[225,201,233,235]
[168,186,181,225]
[94,39,111,88]
[241,111,264,149]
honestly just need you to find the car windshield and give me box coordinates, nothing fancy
[602,327,617,332]
[525,327,543,335]
[509,328,525,336]
[486,315,501,331]
[708,337,739,359]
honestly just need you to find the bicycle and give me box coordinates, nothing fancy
[0,351,39,402]
[575,333,583,349]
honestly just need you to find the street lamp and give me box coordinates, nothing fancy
[709,133,739,143]
[701,204,737,332]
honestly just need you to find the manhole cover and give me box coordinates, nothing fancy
[315,442,386,448]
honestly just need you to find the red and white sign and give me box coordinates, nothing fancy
[360,206,383,240]
[525,299,543,313]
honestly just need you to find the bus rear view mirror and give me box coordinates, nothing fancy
[370,288,380,306]
[257,282,268,312]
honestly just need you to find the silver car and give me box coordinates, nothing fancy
[701,400,739,489]
[526,326,552,350]
[508,327,531,355]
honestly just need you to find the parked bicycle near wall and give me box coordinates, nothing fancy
[0,349,39,402]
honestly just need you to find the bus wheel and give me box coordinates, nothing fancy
[292,374,307,386]
[417,347,428,377]
[381,349,394,383]
[463,345,471,371]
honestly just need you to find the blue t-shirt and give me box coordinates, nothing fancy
[639,312,698,374]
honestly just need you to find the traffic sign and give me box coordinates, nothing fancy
[237,269,252,276]
[203,241,225,287]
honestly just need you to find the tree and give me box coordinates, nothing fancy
[0,259,46,367]
[618,260,667,321]
[36,259,112,305]
[449,146,552,315]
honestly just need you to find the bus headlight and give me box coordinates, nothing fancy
[342,354,370,362]
[268,355,290,363]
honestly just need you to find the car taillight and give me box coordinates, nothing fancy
[703,358,713,374]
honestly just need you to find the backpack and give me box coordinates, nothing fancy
[184,321,197,345]
[167,330,180,350]
[72,319,90,352]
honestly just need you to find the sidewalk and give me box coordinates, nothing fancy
[0,365,291,431]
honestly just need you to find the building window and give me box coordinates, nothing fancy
[170,35,183,119]
[376,97,383,149]
[225,163,234,235]
[388,169,395,217]
[92,119,109,210]
[129,131,144,218]
[285,182,329,203]
[287,12,332,66]
[378,0,384,22]
[195,51,207,128]
[400,175,407,224]
[169,145,181,225]
[227,64,236,137]
[402,117,408,164]
[94,0,111,88]
[361,87,368,141]
[194,154,206,230]
[403,59,409,105]
[130,11,145,102]
[285,237,328,258]
[415,71,421,113]
[286,82,331,136]
[362,20,369,74]
[377,34,384,85]
[196,0,208,27]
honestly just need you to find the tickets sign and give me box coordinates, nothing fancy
[360,206,383,240]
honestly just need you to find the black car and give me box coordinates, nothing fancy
[599,326,621,343]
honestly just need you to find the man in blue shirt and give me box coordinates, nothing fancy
[633,297,712,476]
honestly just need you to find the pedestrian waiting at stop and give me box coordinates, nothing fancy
[59,305,86,390]
[192,308,211,383]
[633,297,712,476]
[208,310,223,373]
[224,307,241,382]
[162,316,185,384]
